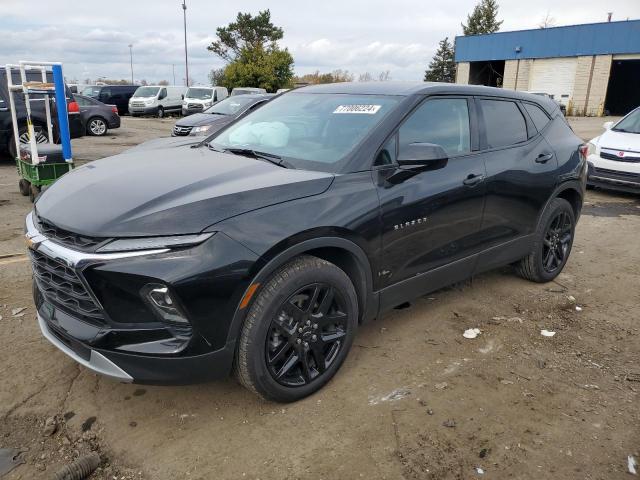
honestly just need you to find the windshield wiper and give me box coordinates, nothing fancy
[224,148,292,168]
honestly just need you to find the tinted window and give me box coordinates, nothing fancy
[399,98,470,157]
[523,103,550,132]
[375,135,397,166]
[480,100,527,148]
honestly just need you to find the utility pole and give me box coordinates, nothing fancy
[172,64,176,85]
[182,0,189,87]
[128,44,134,84]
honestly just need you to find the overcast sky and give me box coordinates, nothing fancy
[2,0,638,85]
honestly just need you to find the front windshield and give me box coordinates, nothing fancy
[209,92,399,171]
[205,96,257,116]
[186,87,213,100]
[613,108,640,134]
[133,87,160,97]
[82,86,101,97]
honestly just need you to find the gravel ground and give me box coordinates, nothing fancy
[0,115,638,480]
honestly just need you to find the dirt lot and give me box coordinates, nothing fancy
[0,116,638,479]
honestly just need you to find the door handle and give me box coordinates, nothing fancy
[463,173,485,186]
[535,152,554,164]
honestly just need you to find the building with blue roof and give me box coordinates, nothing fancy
[454,20,640,116]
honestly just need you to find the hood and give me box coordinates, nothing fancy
[36,147,334,237]
[126,136,201,152]
[176,113,229,128]
[596,129,640,151]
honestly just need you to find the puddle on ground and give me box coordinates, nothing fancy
[582,201,640,218]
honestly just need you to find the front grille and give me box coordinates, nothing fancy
[187,103,203,111]
[593,167,640,179]
[29,249,104,321]
[600,151,640,163]
[35,215,105,252]
[173,125,192,136]
[130,101,145,108]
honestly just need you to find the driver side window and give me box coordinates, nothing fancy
[399,98,471,157]
[159,88,167,100]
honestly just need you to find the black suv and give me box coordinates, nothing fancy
[27,82,586,402]
[80,85,138,115]
[0,69,84,159]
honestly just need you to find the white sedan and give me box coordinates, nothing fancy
[587,107,640,193]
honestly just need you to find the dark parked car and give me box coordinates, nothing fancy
[27,82,586,402]
[81,85,138,115]
[1,69,84,159]
[74,94,121,136]
[172,93,273,137]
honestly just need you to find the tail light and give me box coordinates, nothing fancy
[579,144,588,160]
[67,101,80,113]
[111,106,119,115]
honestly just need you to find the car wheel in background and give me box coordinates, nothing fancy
[157,107,164,118]
[28,184,40,203]
[87,117,108,136]
[9,125,49,159]
[235,255,358,402]
[517,198,575,283]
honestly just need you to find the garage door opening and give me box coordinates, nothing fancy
[605,59,640,116]
[469,61,505,87]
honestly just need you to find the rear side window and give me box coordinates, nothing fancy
[523,103,551,133]
[399,98,471,157]
[480,99,527,149]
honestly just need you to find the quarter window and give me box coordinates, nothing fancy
[375,135,397,166]
[480,99,527,148]
[523,103,551,133]
[399,98,471,157]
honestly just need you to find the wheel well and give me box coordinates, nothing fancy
[304,247,368,324]
[557,188,582,218]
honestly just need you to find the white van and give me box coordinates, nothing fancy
[182,86,228,115]
[231,87,267,96]
[128,86,187,118]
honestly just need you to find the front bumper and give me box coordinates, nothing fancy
[182,106,206,115]
[26,212,258,384]
[587,158,640,193]
[128,105,158,116]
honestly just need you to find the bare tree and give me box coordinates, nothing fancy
[538,11,556,28]
[378,70,392,81]
[358,72,374,82]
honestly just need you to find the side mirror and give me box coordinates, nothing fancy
[397,143,448,169]
[603,121,614,130]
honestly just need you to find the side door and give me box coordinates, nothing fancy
[374,96,487,310]
[473,97,558,271]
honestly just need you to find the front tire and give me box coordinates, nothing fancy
[235,255,358,402]
[157,107,164,118]
[516,198,575,283]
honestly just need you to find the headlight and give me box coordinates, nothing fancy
[96,233,214,253]
[587,141,597,156]
[190,125,212,136]
[145,99,154,105]
[203,101,212,107]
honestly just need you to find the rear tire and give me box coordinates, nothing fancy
[235,255,358,402]
[516,198,575,283]
[87,117,108,136]
[157,107,164,118]
[18,179,30,196]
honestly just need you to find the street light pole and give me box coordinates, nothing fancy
[172,64,176,85]
[128,44,134,84]
[182,0,189,86]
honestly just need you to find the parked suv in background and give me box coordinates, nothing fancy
[0,69,84,159]
[81,85,138,115]
[27,82,586,402]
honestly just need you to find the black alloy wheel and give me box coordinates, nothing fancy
[266,283,348,387]
[542,210,572,274]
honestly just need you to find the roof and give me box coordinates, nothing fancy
[455,19,640,62]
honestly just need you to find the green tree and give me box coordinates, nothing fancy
[462,0,503,35]
[424,37,456,83]
[207,10,284,62]
[208,68,225,86]
[207,10,294,91]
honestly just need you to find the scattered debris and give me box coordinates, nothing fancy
[583,384,600,390]
[536,358,547,369]
[81,416,97,432]
[566,295,576,304]
[11,307,26,316]
[52,452,101,480]
[434,382,448,390]
[507,317,523,323]
[500,379,514,385]
[541,330,556,337]
[43,416,58,436]
[427,409,434,415]
[463,328,481,339]
[629,455,637,475]
[479,449,488,458]
[442,419,456,428]
[0,448,24,476]
[0,315,2,321]
[626,372,640,383]
[475,466,485,475]
[575,306,583,312]
[368,388,411,405]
